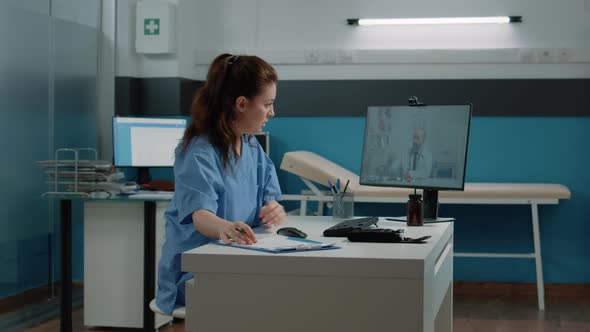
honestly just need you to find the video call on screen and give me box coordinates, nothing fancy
[360,105,471,190]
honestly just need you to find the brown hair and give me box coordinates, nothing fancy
[182,54,277,167]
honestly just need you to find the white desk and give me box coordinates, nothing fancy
[182,216,454,332]
[48,195,172,332]
[280,151,571,311]
[83,200,171,330]
[283,182,571,311]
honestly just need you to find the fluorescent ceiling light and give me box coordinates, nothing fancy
[347,16,522,26]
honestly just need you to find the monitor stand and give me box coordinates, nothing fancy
[422,189,455,223]
[423,189,438,219]
[137,167,152,185]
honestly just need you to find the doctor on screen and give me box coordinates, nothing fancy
[392,127,433,182]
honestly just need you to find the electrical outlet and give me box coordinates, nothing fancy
[537,49,556,63]
[319,50,337,64]
[304,50,321,64]
[336,50,354,64]
[557,48,572,62]
[519,49,536,63]
[304,50,355,64]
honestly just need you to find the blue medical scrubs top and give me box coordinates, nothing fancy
[155,134,282,314]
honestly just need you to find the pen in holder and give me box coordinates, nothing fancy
[332,192,354,220]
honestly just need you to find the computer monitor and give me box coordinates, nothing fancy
[113,116,270,183]
[360,104,472,218]
[113,116,187,183]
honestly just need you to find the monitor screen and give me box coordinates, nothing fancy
[113,117,187,167]
[254,132,270,155]
[360,105,472,191]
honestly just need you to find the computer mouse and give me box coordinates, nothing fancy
[276,227,307,239]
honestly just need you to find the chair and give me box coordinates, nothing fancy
[150,299,186,319]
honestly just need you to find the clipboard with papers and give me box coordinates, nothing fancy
[216,235,340,254]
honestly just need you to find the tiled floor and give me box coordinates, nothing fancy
[16,292,590,332]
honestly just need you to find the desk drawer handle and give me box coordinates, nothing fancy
[435,242,452,275]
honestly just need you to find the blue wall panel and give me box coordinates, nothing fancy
[265,116,590,283]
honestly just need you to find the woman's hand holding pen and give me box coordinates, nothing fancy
[259,200,286,226]
[219,222,257,245]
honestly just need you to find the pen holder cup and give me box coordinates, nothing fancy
[332,193,354,220]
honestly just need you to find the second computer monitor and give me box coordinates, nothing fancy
[113,117,271,168]
[360,104,472,191]
[113,117,187,167]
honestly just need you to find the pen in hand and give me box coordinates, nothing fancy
[231,224,257,245]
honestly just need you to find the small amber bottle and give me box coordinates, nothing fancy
[407,194,424,226]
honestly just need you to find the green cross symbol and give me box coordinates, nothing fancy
[144,18,160,35]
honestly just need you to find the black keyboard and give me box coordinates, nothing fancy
[323,216,379,237]
[347,228,431,243]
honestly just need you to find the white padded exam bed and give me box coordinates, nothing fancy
[280,150,571,310]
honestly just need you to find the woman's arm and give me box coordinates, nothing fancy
[258,151,285,226]
[192,209,257,245]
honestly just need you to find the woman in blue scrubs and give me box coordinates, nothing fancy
[155,54,286,314]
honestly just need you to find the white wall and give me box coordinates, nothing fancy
[119,0,590,79]
[117,0,179,77]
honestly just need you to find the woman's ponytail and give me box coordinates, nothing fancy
[181,54,277,167]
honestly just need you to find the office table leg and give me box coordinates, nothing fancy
[60,199,72,332]
[144,201,156,331]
